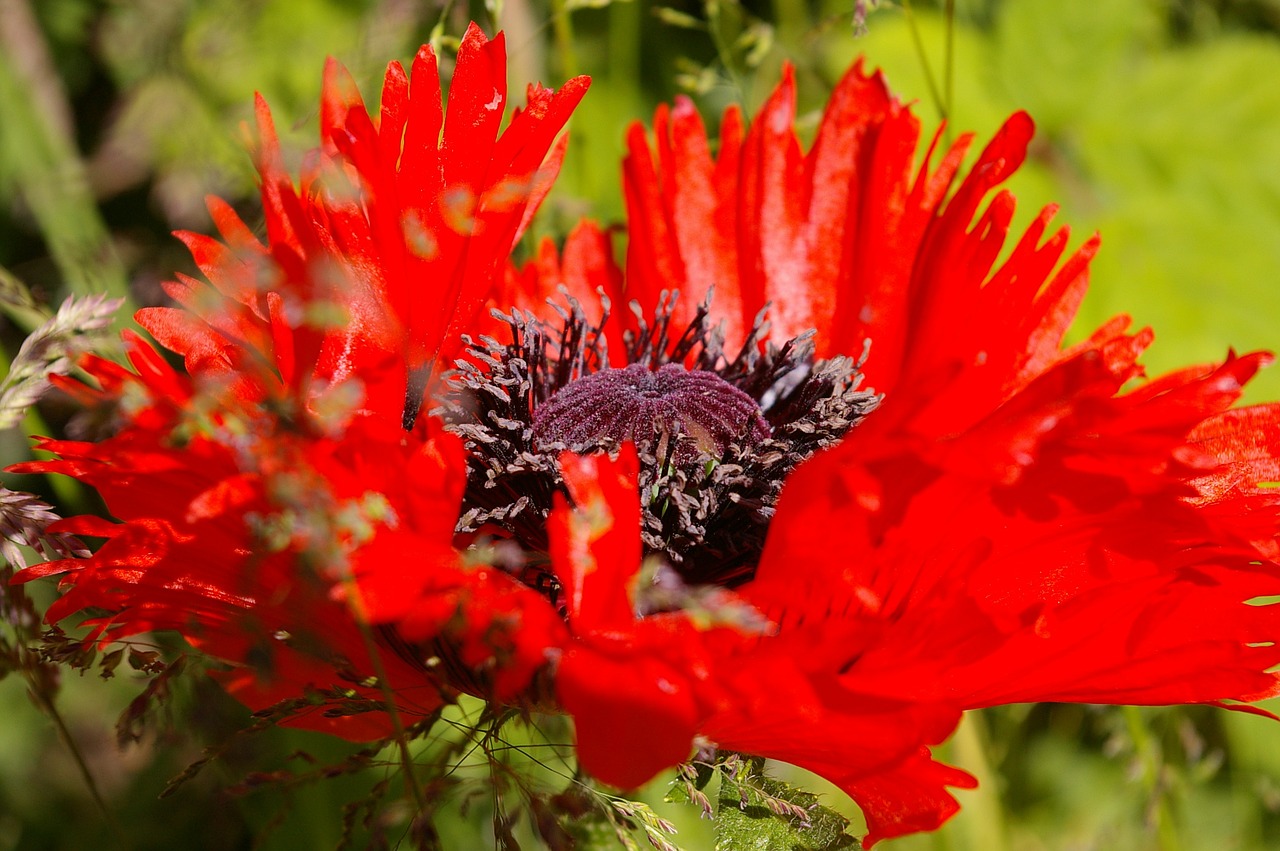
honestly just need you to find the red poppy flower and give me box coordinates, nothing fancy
[12,26,1280,848]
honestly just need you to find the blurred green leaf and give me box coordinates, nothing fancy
[994,0,1162,132]
[0,18,130,307]
[565,0,628,10]
[654,7,707,30]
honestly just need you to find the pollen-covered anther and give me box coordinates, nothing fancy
[532,363,771,461]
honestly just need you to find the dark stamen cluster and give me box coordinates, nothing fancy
[431,291,879,601]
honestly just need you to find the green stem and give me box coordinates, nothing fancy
[943,0,956,141]
[347,583,425,812]
[705,1,744,103]
[1122,706,1182,851]
[548,0,579,79]
[952,711,1008,851]
[23,668,128,845]
[771,0,808,52]
[608,0,641,86]
[900,0,946,123]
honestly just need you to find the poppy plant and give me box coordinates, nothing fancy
[11,23,1280,847]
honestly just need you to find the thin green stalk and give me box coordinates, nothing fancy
[347,583,425,812]
[705,1,746,103]
[951,711,1008,851]
[23,669,127,846]
[1122,705,1182,851]
[771,0,808,52]
[548,0,579,80]
[943,0,956,141]
[901,0,946,123]
[426,0,457,53]
[608,0,641,86]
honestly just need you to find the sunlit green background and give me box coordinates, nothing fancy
[4,0,1280,849]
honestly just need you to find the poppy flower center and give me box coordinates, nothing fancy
[436,294,880,595]
[532,363,771,463]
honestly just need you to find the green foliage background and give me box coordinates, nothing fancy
[3,0,1280,849]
